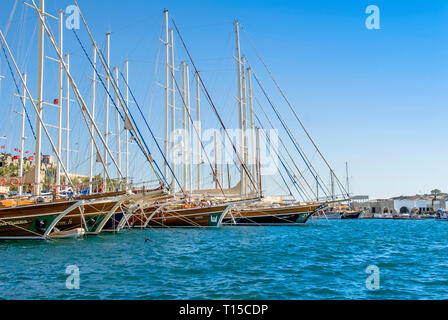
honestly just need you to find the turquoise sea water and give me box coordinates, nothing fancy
[0,219,447,300]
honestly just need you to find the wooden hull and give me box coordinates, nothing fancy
[0,197,125,240]
[340,211,362,219]
[145,204,230,227]
[54,199,123,234]
[0,200,78,239]
[223,203,323,226]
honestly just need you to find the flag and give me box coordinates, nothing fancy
[29,156,34,161]
[0,145,4,149]
[14,148,18,152]
[25,151,29,154]
[53,98,59,105]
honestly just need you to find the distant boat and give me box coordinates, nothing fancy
[340,210,362,219]
[435,209,448,221]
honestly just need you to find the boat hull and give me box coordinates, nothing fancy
[341,211,362,219]
[146,204,230,227]
[222,204,323,226]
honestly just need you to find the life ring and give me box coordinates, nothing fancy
[10,177,20,187]
[0,178,7,186]
[50,183,57,191]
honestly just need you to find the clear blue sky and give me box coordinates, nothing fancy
[1,0,447,199]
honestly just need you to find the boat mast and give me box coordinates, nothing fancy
[103,32,111,191]
[186,64,193,193]
[56,9,63,191]
[247,67,256,193]
[65,52,70,178]
[181,61,187,191]
[234,20,244,198]
[169,29,176,192]
[34,0,45,196]
[195,71,201,191]
[125,59,129,186]
[89,47,97,193]
[18,73,27,196]
[163,9,169,182]
[241,55,248,195]
[255,127,262,197]
[214,131,218,189]
[114,67,121,189]
[346,161,350,196]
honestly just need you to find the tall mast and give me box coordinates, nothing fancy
[195,71,201,191]
[241,55,248,195]
[181,61,187,191]
[214,131,218,190]
[56,9,63,191]
[18,73,27,196]
[169,29,176,191]
[163,9,169,181]
[114,67,121,189]
[330,169,335,200]
[346,162,350,196]
[255,127,262,197]
[247,67,256,192]
[186,64,192,193]
[234,20,244,198]
[125,59,129,185]
[34,0,45,196]
[65,52,70,176]
[103,32,111,190]
[89,48,97,193]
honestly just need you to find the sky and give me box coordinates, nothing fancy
[0,0,447,199]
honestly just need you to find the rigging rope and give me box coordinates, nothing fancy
[251,68,329,199]
[171,17,259,196]
[241,26,349,198]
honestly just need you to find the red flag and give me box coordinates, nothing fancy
[53,98,59,105]
[14,148,18,152]
[29,156,34,161]
[25,151,29,154]
[1,145,4,149]
[12,155,19,160]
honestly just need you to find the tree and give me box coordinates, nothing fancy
[431,189,441,196]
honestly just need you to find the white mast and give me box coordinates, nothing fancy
[114,66,121,188]
[34,0,45,196]
[234,20,244,197]
[169,28,176,191]
[56,9,63,191]
[214,131,218,190]
[195,71,201,190]
[65,52,70,176]
[181,61,187,191]
[103,32,111,190]
[256,127,262,197]
[247,67,256,191]
[163,9,169,182]
[125,59,129,185]
[18,73,27,196]
[186,64,193,193]
[241,55,248,194]
[89,48,96,194]
[346,162,350,196]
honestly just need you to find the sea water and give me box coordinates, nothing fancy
[0,219,447,299]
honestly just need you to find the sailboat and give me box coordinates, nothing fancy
[0,0,170,239]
